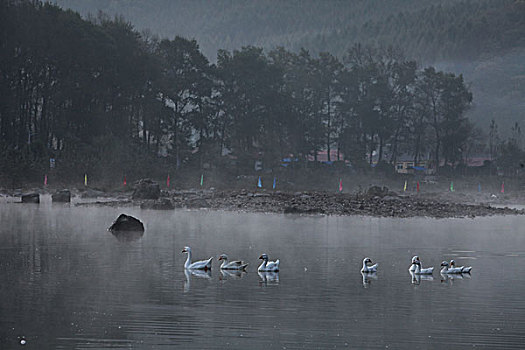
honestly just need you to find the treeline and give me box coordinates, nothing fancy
[0,1,519,184]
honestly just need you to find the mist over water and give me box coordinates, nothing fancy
[1,200,525,349]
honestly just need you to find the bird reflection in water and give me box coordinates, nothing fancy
[410,271,434,285]
[258,271,279,286]
[184,268,211,292]
[361,271,378,288]
[219,269,246,281]
[440,272,471,285]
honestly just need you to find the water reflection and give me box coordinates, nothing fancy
[109,230,144,242]
[2,204,525,349]
[219,269,246,281]
[258,271,279,286]
[184,268,212,292]
[410,271,434,285]
[440,272,472,284]
[361,271,378,288]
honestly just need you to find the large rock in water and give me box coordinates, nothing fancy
[132,178,160,200]
[108,214,145,232]
[21,193,39,203]
[52,189,71,203]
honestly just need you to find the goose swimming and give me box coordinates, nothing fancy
[409,256,419,272]
[450,259,472,273]
[411,258,434,275]
[218,254,248,270]
[258,253,280,272]
[361,257,378,273]
[182,246,212,270]
[440,261,464,274]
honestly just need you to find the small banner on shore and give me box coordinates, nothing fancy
[123,176,127,186]
[84,174,88,186]
[44,174,47,186]
[273,177,276,189]
[200,174,203,187]
[257,176,262,188]
[478,183,481,192]
[339,178,343,192]
[450,181,454,192]
[167,174,170,188]
[403,180,407,192]
[417,181,420,193]
[501,182,505,193]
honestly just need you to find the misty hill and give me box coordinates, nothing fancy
[52,0,524,61]
[53,0,525,136]
[45,0,525,137]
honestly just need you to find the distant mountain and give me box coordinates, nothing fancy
[53,0,525,135]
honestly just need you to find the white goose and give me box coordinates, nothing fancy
[450,259,472,273]
[440,261,464,274]
[182,246,212,270]
[361,257,378,273]
[218,254,248,270]
[258,253,280,272]
[411,257,434,275]
[409,256,419,273]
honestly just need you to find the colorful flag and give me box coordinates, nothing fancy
[501,182,505,193]
[273,177,276,189]
[257,176,262,188]
[478,183,481,192]
[84,174,88,186]
[167,174,170,187]
[44,174,48,186]
[339,178,343,192]
[450,181,454,192]
[123,176,127,186]
[417,181,420,192]
[200,174,203,187]
[403,180,407,192]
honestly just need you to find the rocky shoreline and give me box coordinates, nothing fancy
[2,184,523,218]
[77,186,523,219]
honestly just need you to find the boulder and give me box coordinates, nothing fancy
[52,189,71,203]
[366,186,390,198]
[140,198,175,210]
[108,214,144,232]
[132,178,160,200]
[21,193,39,203]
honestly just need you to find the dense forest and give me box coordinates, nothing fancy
[54,0,525,141]
[1,1,523,185]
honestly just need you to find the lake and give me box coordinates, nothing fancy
[1,196,525,349]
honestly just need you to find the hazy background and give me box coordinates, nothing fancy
[53,0,525,137]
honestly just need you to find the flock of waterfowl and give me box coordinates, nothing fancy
[182,246,280,272]
[182,247,472,278]
[408,255,472,275]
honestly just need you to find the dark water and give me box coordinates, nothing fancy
[1,197,525,349]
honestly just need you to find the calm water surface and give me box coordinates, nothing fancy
[1,196,525,349]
